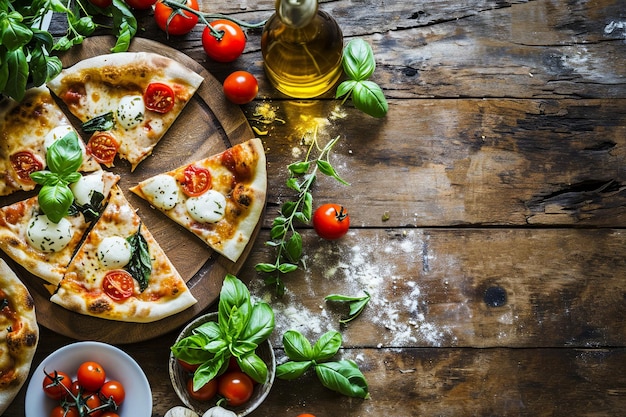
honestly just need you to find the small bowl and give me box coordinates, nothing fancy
[169,312,275,416]
[25,341,152,417]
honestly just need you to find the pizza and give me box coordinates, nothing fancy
[0,259,38,415]
[50,186,197,323]
[130,138,267,262]
[0,170,119,286]
[0,86,101,196]
[47,52,204,171]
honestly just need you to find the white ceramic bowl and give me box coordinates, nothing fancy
[25,341,152,417]
[169,313,275,416]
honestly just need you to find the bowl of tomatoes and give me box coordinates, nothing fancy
[169,312,275,416]
[25,341,151,417]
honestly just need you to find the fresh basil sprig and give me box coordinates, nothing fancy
[82,112,116,133]
[30,132,83,223]
[255,135,349,296]
[276,330,370,399]
[125,223,152,292]
[171,275,275,391]
[325,291,371,324]
[336,39,388,118]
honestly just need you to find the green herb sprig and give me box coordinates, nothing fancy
[30,132,83,223]
[0,0,137,101]
[171,274,275,391]
[255,135,348,296]
[325,291,371,324]
[276,330,370,399]
[125,223,151,292]
[336,38,389,118]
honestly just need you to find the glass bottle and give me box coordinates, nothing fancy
[261,0,344,98]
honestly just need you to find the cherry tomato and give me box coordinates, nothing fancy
[81,392,103,417]
[70,379,84,397]
[217,371,254,406]
[10,151,43,183]
[102,270,135,301]
[87,132,119,165]
[50,405,79,417]
[88,0,112,7]
[77,361,106,392]
[100,380,126,406]
[154,0,199,36]
[100,412,121,417]
[186,377,218,402]
[296,414,317,417]
[202,20,246,63]
[223,71,258,105]
[312,203,350,240]
[179,164,211,197]
[124,0,156,9]
[42,370,72,400]
[177,358,200,373]
[144,82,176,113]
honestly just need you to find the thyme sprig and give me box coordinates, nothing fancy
[255,135,348,296]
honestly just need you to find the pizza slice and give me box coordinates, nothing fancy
[130,138,267,263]
[47,52,204,171]
[0,259,39,415]
[0,86,101,196]
[0,171,119,286]
[50,186,197,323]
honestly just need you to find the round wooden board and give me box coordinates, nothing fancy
[8,36,258,344]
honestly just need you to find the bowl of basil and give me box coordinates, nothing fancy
[169,275,275,416]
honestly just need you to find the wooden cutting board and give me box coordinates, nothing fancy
[4,36,259,344]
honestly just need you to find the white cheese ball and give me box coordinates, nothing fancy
[116,95,145,129]
[97,236,132,269]
[70,171,105,206]
[142,174,179,210]
[186,190,227,223]
[26,214,73,253]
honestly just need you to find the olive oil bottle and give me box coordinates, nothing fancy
[261,0,343,98]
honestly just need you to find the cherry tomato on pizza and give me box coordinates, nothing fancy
[87,132,119,165]
[102,270,135,301]
[43,370,73,400]
[88,0,112,7]
[10,151,43,183]
[202,20,246,63]
[223,71,258,105]
[77,361,106,392]
[124,0,156,9]
[154,0,199,36]
[144,82,176,113]
[217,371,254,406]
[312,203,350,240]
[186,377,217,401]
[100,380,126,406]
[180,164,211,197]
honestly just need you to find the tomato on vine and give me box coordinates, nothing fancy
[154,0,199,36]
[124,0,157,9]
[223,71,258,105]
[100,380,126,406]
[312,204,350,240]
[202,20,246,62]
[186,377,217,401]
[42,370,72,400]
[77,361,106,392]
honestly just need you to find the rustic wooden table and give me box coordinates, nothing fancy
[6,0,626,416]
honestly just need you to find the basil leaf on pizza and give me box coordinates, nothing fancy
[125,224,152,292]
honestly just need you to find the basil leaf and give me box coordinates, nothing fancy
[111,0,137,53]
[240,302,275,345]
[277,263,298,274]
[70,190,105,223]
[30,170,58,186]
[342,39,376,81]
[317,160,350,185]
[282,329,314,361]
[335,79,357,99]
[125,224,152,291]
[45,55,63,81]
[39,183,74,224]
[302,192,313,221]
[0,54,9,93]
[193,352,226,391]
[276,360,313,380]
[315,360,370,399]
[238,352,268,384]
[1,14,32,50]
[325,291,371,323]
[255,262,278,273]
[5,48,28,101]
[171,333,214,364]
[47,132,83,176]
[281,200,298,217]
[352,80,389,118]
[284,231,302,263]
[218,275,252,332]
[82,112,115,132]
[312,331,342,361]
[28,46,48,87]
[193,321,222,341]
[288,161,310,174]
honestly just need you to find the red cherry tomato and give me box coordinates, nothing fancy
[144,82,176,113]
[202,20,246,63]
[100,380,126,406]
[217,371,254,406]
[154,0,199,36]
[50,405,79,417]
[296,414,317,417]
[77,361,106,392]
[186,377,218,402]
[312,204,350,240]
[42,370,72,400]
[102,270,135,301]
[124,0,156,9]
[81,392,103,417]
[88,0,112,7]
[223,71,258,105]
[87,132,119,165]
[10,151,43,183]
[100,412,121,417]
[179,164,211,197]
